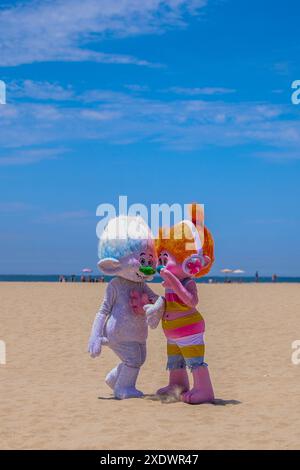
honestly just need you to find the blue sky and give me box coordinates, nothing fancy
[0,0,300,276]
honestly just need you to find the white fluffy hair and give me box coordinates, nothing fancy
[98,215,153,261]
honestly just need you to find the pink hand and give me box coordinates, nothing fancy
[160,268,178,288]
[160,269,198,307]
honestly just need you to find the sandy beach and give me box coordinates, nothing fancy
[1,282,300,450]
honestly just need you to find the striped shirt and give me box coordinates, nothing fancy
[162,280,205,340]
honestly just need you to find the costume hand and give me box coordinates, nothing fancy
[88,336,108,358]
[130,289,150,315]
[144,296,165,329]
[160,268,177,288]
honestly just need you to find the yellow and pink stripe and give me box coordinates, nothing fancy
[162,289,205,340]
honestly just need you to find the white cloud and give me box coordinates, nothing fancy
[168,86,236,96]
[39,210,93,224]
[80,109,122,121]
[0,147,68,166]
[0,202,32,213]
[1,81,300,163]
[125,84,150,92]
[11,80,75,101]
[273,62,291,76]
[0,0,207,67]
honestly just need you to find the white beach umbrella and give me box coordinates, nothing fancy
[221,268,233,273]
[82,268,93,273]
[232,269,245,274]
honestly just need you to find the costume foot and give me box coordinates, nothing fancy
[181,388,214,404]
[157,384,189,396]
[105,364,122,390]
[113,365,143,399]
[114,387,144,399]
[157,368,189,396]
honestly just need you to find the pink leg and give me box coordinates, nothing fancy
[181,366,214,404]
[157,368,189,396]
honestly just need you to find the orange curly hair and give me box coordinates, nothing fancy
[155,203,215,277]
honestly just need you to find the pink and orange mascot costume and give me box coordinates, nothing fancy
[139,203,215,404]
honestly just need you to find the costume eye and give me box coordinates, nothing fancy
[163,258,168,266]
[148,259,153,267]
[158,256,163,265]
[140,257,146,265]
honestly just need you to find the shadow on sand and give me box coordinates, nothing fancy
[144,394,241,406]
[212,398,241,406]
[97,394,241,406]
[98,396,118,400]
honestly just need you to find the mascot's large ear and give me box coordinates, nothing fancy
[98,257,121,275]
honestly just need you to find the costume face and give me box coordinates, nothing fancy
[157,250,186,280]
[138,249,156,276]
[117,244,157,282]
[98,216,157,283]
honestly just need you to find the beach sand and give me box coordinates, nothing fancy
[1,282,300,450]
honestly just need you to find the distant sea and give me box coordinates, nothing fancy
[0,275,299,283]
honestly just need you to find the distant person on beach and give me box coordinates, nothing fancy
[255,271,259,282]
[272,274,278,282]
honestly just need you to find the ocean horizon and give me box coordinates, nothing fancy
[0,274,299,283]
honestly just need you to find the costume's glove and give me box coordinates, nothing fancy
[88,313,108,358]
[144,296,165,329]
[88,336,108,358]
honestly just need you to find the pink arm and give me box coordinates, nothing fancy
[160,269,198,307]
